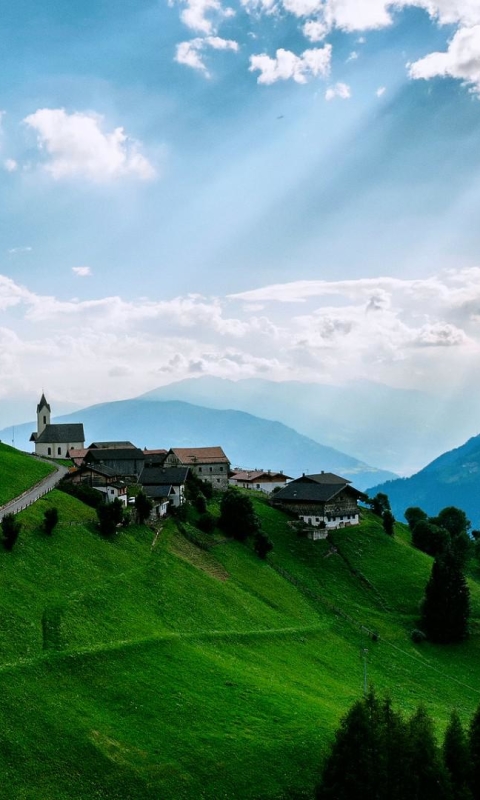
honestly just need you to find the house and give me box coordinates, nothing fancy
[164,447,230,490]
[229,469,291,494]
[139,464,189,510]
[69,463,128,505]
[272,471,366,538]
[30,394,85,458]
[83,447,145,481]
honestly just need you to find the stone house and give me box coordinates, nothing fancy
[229,469,291,494]
[164,447,230,490]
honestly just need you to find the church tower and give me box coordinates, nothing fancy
[37,393,51,435]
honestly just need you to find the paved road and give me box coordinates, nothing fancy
[0,462,69,521]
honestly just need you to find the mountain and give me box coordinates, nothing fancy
[0,397,396,490]
[140,377,480,475]
[367,433,480,528]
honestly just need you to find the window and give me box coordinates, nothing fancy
[58,447,61,456]
[47,447,51,455]
[43,415,46,424]
[219,466,223,471]
[198,467,202,473]
[209,467,212,472]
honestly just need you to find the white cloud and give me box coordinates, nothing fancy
[72,266,92,277]
[23,109,156,183]
[177,0,235,34]
[376,85,387,96]
[302,19,329,40]
[323,0,395,31]
[325,81,351,99]
[4,158,17,172]
[8,246,32,255]
[282,0,323,17]
[346,50,359,61]
[249,44,332,84]
[408,24,480,92]
[176,36,239,73]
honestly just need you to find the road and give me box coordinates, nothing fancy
[0,462,69,521]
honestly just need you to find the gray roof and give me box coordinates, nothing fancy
[86,447,145,462]
[140,465,189,487]
[273,477,364,504]
[35,423,85,445]
[37,394,51,414]
[89,441,137,449]
[303,472,352,485]
[79,463,121,479]
[143,485,174,499]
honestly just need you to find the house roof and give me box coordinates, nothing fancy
[140,465,189,486]
[78,463,122,479]
[302,472,352,485]
[169,446,229,465]
[273,476,365,504]
[88,441,137,450]
[34,423,85,445]
[86,447,145,462]
[230,470,291,482]
[143,485,175,499]
[143,448,168,456]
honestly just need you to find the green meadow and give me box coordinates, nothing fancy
[0,459,479,798]
[0,442,56,505]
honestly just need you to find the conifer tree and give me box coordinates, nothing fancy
[420,546,470,643]
[406,705,451,800]
[443,710,472,800]
[469,704,480,800]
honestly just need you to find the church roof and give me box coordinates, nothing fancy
[35,423,85,444]
[37,394,51,414]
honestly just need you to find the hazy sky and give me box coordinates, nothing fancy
[1,0,480,412]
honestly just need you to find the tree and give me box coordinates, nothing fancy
[43,507,59,536]
[412,520,450,558]
[421,546,470,643]
[443,710,472,800]
[219,488,260,541]
[435,507,470,539]
[135,491,153,524]
[382,510,395,536]
[254,530,273,559]
[407,705,451,800]
[96,504,117,537]
[1,513,21,551]
[110,498,124,526]
[405,506,428,530]
[469,704,480,800]
[369,493,391,517]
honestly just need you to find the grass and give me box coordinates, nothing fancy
[0,472,479,798]
[0,442,56,505]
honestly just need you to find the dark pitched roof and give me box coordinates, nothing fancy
[37,394,51,414]
[273,478,365,504]
[143,485,174,500]
[86,447,145,462]
[88,441,137,449]
[302,472,352,485]
[35,423,85,444]
[230,470,292,482]
[140,465,189,486]
[78,463,122,479]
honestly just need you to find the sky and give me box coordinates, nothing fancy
[1,0,480,437]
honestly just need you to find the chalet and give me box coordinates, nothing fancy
[30,394,85,458]
[164,447,230,490]
[69,463,128,505]
[83,447,145,482]
[139,464,189,510]
[229,469,291,494]
[272,472,366,538]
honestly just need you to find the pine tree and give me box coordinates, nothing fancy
[43,507,59,535]
[1,513,21,551]
[443,710,472,800]
[421,546,470,643]
[406,705,451,800]
[469,704,480,800]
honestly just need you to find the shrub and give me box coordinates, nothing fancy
[197,512,216,533]
[2,513,21,551]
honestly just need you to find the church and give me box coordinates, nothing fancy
[30,394,85,458]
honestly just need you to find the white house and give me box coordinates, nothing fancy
[229,469,291,494]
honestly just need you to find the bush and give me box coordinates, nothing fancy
[58,479,102,509]
[197,512,216,533]
[254,531,273,559]
[411,629,427,644]
[44,507,59,536]
[2,513,21,551]
[193,494,207,514]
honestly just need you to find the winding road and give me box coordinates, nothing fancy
[0,461,69,521]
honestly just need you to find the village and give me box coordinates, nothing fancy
[29,394,366,537]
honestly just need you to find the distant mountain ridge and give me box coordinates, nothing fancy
[367,433,480,528]
[0,397,396,491]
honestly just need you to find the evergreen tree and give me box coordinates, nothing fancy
[382,510,395,536]
[380,696,411,800]
[421,546,470,643]
[443,710,472,800]
[96,504,117,537]
[369,493,391,517]
[435,507,470,539]
[405,506,428,530]
[135,491,153,524]
[412,519,450,557]
[44,507,59,535]
[469,704,480,800]
[219,488,260,542]
[254,530,273,559]
[406,705,451,800]
[1,513,21,551]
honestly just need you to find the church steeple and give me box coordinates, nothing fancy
[37,394,51,435]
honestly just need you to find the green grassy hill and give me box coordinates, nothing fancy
[0,482,479,799]
[0,442,56,505]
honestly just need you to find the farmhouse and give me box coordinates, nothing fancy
[30,394,85,458]
[69,463,128,506]
[229,469,291,494]
[164,447,230,490]
[83,446,145,482]
[272,472,366,537]
[139,464,189,510]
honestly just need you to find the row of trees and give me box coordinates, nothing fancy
[316,690,480,800]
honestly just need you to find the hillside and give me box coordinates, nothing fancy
[0,442,55,505]
[0,481,479,798]
[0,398,397,490]
[367,433,480,527]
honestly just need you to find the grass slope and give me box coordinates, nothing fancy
[0,442,55,505]
[0,489,478,799]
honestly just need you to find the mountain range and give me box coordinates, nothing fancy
[0,397,396,491]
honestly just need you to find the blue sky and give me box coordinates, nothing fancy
[2,0,480,453]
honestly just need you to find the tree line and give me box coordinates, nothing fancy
[316,689,480,800]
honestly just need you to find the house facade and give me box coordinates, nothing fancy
[139,464,189,509]
[272,472,366,535]
[30,394,85,458]
[229,469,291,494]
[164,447,230,490]
[83,447,146,482]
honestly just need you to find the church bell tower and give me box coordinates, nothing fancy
[37,393,51,435]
